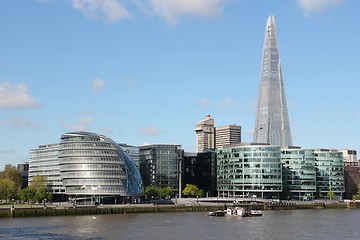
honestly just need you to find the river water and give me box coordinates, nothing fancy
[0,209,360,240]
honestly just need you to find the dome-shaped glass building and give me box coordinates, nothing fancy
[59,132,143,204]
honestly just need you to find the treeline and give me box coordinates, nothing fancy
[0,164,53,204]
[144,184,205,200]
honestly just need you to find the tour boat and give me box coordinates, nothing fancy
[225,207,263,217]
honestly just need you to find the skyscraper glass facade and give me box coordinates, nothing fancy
[254,15,292,146]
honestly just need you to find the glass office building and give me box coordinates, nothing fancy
[281,148,316,201]
[217,143,282,199]
[58,132,143,204]
[139,144,183,196]
[314,149,344,199]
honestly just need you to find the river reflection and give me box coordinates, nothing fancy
[1,209,360,240]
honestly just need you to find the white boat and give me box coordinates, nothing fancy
[225,207,249,217]
[225,207,263,217]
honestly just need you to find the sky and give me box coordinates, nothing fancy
[1,0,359,169]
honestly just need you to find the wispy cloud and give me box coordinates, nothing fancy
[61,115,93,131]
[70,0,132,22]
[92,78,106,93]
[138,127,162,136]
[221,98,240,109]
[38,0,226,24]
[144,0,225,24]
[296,0,345,16]
[0,117,43,129]
[0,82,41,109]
[199,98,210,108]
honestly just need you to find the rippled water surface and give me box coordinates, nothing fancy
[1,209,360,240]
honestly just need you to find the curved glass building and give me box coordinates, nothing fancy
[217,143,282,199]
[59,132,143,204]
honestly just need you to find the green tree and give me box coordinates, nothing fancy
[195,189,205,198]
[26,175,53,203]
[353,184,360,200]
[160,187,173,199]
[327,191,335,200]
[182,184,199,197]
[0,164,22,190]
[145,186,161,199]
[0,178,17,202]
[20,187,35,203]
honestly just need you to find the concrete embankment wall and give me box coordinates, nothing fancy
[1,203,358,218]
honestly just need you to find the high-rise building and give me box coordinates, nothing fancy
[183,151,217,197]
[194,115,215,153]
[254,15,292,146]
[215,125,241,149]
[139,144,183,196]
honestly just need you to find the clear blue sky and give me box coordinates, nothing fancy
[1,0,359,169]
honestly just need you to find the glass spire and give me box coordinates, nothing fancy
[253,15,292,146]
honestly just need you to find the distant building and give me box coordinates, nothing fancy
[215,125,241,149]
[344,166,360,199]
[183,151,217,197]
[194,115,215,153]
[342,149,359,166]
[17,162,29,189]
[139,144,183,196]
[217,143,283,199]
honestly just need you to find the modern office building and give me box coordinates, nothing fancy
[281,147,316,201]
[215,125,241,149]
[254,15,292,146]
[183,151,217,197]
[29,143,65,199]
[119,143,140,169]
[314,149,344,199]
[29,132,143,204]
[139,144,183,196]
[194,115,215,153]
[217,143,282,199]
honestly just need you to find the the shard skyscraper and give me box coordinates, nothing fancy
[253,15,292,146]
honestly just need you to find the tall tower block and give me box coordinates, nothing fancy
[253,15,292,146]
